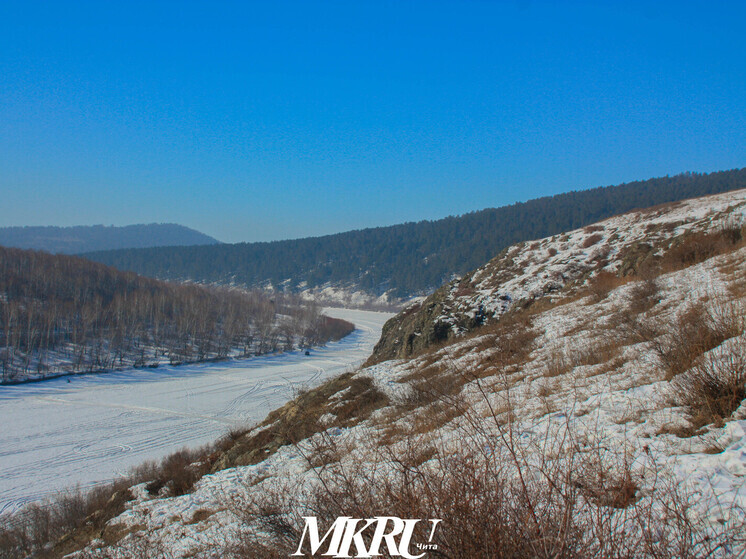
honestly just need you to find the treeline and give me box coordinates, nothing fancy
[84,169,746,298]
[0,246,353,383]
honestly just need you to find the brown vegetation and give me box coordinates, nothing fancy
[0,439,234,559]
[670,347,746,430]
[212,373,389,472]
[587,270,629,301]
[582,233,604,248]
[230,381,741,559]
[652,303,743,380]
[660,225,745,273]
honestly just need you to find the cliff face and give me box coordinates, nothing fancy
[369,287,461,362]
[369,190,746,363]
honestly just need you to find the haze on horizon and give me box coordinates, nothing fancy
[2,0,745,244]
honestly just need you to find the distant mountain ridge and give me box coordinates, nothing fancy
[84,169,746,300]
[0,223,219,254]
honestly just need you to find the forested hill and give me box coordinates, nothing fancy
[0,246,352,382]
[85,169,746,299]
[0,223,219,254]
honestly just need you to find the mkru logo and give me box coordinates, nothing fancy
[291,516,442,558]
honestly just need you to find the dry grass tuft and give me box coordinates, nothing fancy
[627,276,661,314]
[587,271,629,301]
[660,225,745,273]
[583,233,604,248]
[670,348,746,430]
[654,302,743,380]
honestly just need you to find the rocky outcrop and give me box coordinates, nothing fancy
[367,280,489,364]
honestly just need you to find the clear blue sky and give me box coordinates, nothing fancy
[1,1,744,243]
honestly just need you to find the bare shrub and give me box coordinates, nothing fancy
[670,348,746,429]
[654,303,743,380]
[0,483,134,559]
[587,271,627,301]
[229,376,743,558]
[229,435,739,558]
[660,226,745,272]
[139,446,213,497]
[583,233,604,248]
[0,435,229,558]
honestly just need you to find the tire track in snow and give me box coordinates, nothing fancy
[0,309,393,514]
[32,396,239,425]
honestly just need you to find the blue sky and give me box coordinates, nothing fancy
[1,1,744,243]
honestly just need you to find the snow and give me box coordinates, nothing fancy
[7,189,746,557]
[445,188,746,326]
[0,308,393,515]
[291,283,407,310]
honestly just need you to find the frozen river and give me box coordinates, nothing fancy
[0,308,392,515]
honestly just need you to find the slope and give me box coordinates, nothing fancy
[9,188,746,558]
[83,169,746,300]
[0,246,351,383]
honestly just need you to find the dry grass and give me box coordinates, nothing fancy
[0,440,225,559]
[217,373,390,470]
[653,302,743,380]
[395,312,538,414]
[627,276,661,314]
[542,336,624,381]
[229,378,744,559]
[583,233,604,248]
[660,225,745,273]
[587,271,630,301]
[670,348,746,430]
[719,258,746,299]
[584,225,605,233]
[544,351,572,378]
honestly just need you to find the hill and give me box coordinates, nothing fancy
[0,246,352,383]
[5,188,746,558]
[0,223,219,254]
[369,188,746,361]
[84,169,746,301]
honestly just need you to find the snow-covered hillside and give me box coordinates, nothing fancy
[372,188,746,361]
[6,190,746,558]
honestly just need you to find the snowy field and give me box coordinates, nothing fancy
[0,308,392,515]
